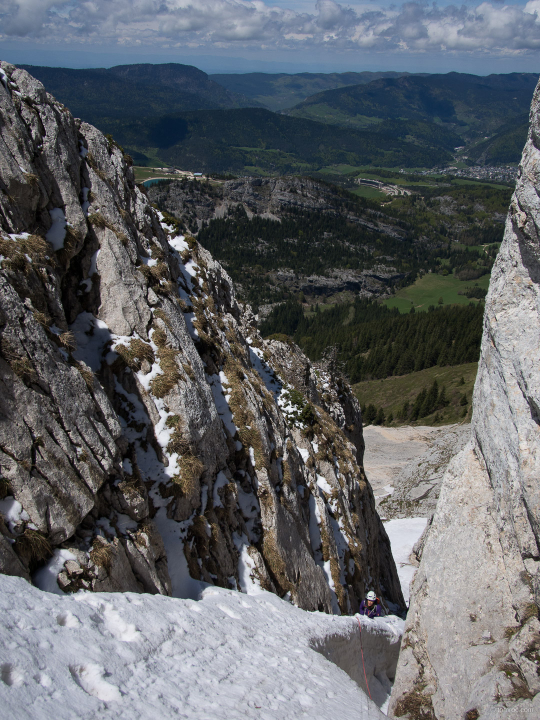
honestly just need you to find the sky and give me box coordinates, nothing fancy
[0,0,540,75]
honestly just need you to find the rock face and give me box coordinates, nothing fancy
[389,80,540,718]
[0,62,404,615]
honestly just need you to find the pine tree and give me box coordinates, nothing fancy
[420,380,439,418]
[398,401,409,421]
[374,407,386,425]
[364,404,377,425]
[411,388,427,421]
[438,385,450,408]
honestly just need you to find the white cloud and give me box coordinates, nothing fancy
[2,0,540,55]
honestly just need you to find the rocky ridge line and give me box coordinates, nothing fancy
[0,62,404,615]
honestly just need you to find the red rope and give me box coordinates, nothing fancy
[356,616,372,701]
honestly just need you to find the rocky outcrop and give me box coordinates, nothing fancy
[377,424,470,520]
[270,266,406,300]
[389,80,540,718]
[0,62,404,615]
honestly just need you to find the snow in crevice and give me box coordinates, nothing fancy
[33,549,77,595]
[0,496,29,533]
[81,186,90,215]
[207,372,237,437]
[46,208,67,251]
[383,517,428,605]
[212,470,229,509]
[70,312,112,372]
[248,343,312,430]
[233,532,264,595]
[166,232,195,294]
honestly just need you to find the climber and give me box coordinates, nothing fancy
[359,591,383,618]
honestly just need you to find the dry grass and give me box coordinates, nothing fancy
[90,537,113,571]
[115,338,155,372]
[152,327,167,348]
[153,309,172,328]
[11,356,37,383]
[88,212,111,230]
[15,529,51,564]
[0,477,10,499]
[520,603,539,623]
[156,280,177,296]
[0,234,50,272]
[59,331,77,351]
[182,362,196,381]
[150,344,182,398]
[282,456,292,486]
[509,683,534,701]
[76,362,94,388]
[23,172,39,187]
[150,261,169,283]
[262,529,293,596]
[393,688,435,719]
[330,555,346,612]
[33,310,51,328]
[173,453,204,497]
[151,243,165,262]
[165,416,191,456]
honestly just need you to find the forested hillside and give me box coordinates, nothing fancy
[289,72,537,144]
[261,299,483,382]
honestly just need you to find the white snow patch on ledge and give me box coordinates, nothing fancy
[0,574,398,719]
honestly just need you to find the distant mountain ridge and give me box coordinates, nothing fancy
[288,72,538,151]
[20,62,257,120]
[209,70,423,111]
[21,63,537,172]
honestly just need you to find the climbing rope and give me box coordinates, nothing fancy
[356,615,372,701]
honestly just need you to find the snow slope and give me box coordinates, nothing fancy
[0,575,402,719]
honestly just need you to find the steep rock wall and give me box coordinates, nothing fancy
[389,80,540,718]
[0,62,404,615]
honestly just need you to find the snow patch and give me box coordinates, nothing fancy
[33,549,77,595]
[45,208,67,251]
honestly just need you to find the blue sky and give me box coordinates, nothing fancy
[0,0,540,75]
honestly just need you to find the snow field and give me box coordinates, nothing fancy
[0,575,401,720]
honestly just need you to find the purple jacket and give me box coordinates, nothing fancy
[359,600,382,618]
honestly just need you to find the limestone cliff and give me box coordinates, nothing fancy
[0,62,404,614]
[389,80,540,718]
